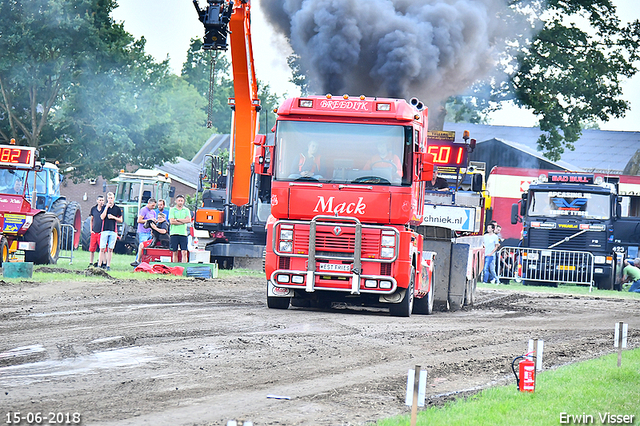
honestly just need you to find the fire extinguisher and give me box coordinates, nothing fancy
[512,353,535,392]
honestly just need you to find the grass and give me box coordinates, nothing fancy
[2,249,263,282]
[477,280,640,300]
[378,348,640,426]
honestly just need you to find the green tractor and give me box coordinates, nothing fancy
[81,169,173,254]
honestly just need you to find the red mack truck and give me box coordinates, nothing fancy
[261,94,461,317]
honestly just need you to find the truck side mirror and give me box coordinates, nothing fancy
[420,153,435,182]
[520,193,528,216]
[616,202,622,219]
[197,172,203,193]
[169,186,176,198]
[511,203,520,225]
[471,173,483,192]
[253,135,271,176]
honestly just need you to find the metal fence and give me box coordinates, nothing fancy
[58,223,75,264]
[497,246,594,286]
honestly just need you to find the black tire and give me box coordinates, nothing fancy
[413,266,434,315]
[50,198,67,223]
[413,287,434,315]
[595,276,614,291]
[81,217,91,251]
[267,291,290,309]
[24,213,60,265]
[390,266,414,317]
[0,236,8,266]
[62,201,82,250]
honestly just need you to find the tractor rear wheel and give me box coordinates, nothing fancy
[62,201,82,250]
[81,217,91,251]
[0,236,8,266]
[50,199,67,223]
[24,213,61,264]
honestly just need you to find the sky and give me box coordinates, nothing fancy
[111,0,640,132]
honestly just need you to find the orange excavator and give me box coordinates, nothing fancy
[191,0,271,268]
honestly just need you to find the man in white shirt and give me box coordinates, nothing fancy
[483,224,500,283]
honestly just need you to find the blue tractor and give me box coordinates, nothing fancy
[35,162,82,250]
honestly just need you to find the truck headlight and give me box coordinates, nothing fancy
[280,228,293,241]
[279,241,293,252]
[381,235,395,247]
[381,247,394,258]
[594,256,605,264]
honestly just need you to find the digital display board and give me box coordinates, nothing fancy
[426,130,469,168]
[0,145,36,168]
[426,142,468,167]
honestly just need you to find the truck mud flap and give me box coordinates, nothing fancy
[425,239,469,311]
[448,243,470,311]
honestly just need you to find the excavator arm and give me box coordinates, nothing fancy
[194,0,260,207]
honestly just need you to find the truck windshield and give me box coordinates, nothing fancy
[528,191,610,220]
[275,121,410,185]
[0,169,28,195]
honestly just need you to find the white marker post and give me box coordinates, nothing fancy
[614,322,628,367]
[527,339,544,371]
[406,365,427,426]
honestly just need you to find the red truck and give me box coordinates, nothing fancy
[260,94,442,316]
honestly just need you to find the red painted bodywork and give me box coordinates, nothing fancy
[265,95,432,300]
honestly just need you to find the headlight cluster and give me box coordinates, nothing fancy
[381,231,396,259]
[279,224,293,252]
[364,279,393,289]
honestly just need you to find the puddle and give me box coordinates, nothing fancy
[0,347,156,387]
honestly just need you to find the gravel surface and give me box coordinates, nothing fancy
[1,275,639,425]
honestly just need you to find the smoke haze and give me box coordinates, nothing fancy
[260,0,521,107]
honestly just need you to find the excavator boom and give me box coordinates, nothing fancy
[194,0,260,206]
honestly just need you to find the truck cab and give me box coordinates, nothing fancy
[512,172,632,289]
[262,95,437,316]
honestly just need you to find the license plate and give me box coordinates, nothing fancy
[318,263,351,272]
[557,265,576,271]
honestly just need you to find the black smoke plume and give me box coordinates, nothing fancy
[260,0,522,107]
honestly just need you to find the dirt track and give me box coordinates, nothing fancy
[1,274,639,426]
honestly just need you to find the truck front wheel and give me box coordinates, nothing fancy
[389,267,414,317]
[595,276,613,291]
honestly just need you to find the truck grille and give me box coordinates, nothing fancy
[529,229,605,251]
[294,228,381,258]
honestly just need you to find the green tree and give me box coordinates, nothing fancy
[505,0,640,160]
[0,0,212,179]
[0,0,108,147]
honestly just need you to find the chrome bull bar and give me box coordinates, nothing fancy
[497,246,594,286]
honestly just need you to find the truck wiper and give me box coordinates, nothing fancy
[548,229,588,249]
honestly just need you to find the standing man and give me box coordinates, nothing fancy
[131,198,157,266]
[99,192,123,271]
[155,199,170,218]
[169,195,191,263]
[483,223,500,283]
[88,195,105,268]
